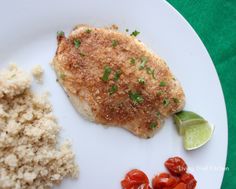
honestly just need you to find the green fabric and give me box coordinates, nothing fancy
[167,0,236,188]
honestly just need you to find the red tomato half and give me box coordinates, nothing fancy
[173,182,187,189]
[121,169,151,189]
[164,157,188,176]
[180,173,197,189]
[152,172,179,189]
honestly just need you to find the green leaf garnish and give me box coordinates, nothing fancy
[146,67,152,74]
[74,39,81,48]
[130,30,140,37]
[156,112,161,118]
[114,70,121,81]
[112,40,118,47]
[163,98,169,106]
[109,85,118,95]
[57,31,65,37]
[130,58,136,65]
[129,91,144,104]
[159,81,166,87]
[60,73,66,80]
[173,98,179,103]
[149,122,157,129]
[138,78,145,84]
[85,29,92,33]
[156,91,164,96]
[102,66,112,81]
[79,52,85,57]
[139,56,148,70]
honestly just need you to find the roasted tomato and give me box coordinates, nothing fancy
[173,182,187,189]
[180,173,197,189]
[152,172,179,189]
[164,157,187,176]
[121,169,151,189]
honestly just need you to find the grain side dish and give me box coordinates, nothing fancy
[0,65,78,189]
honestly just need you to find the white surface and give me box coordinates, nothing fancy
[0,0,227,188]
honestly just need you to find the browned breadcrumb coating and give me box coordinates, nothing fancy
[52,25,185,138]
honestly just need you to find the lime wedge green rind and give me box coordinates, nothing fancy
[174,111,207,135]
[184,122,214,150]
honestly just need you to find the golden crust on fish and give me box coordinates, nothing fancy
[52,25,185,138]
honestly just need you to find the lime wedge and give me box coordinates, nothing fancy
[184,122,214,150]
[174,111,207,135]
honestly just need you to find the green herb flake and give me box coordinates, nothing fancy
[79,52,85,57]
[129,91,144,104]
[74,39,81,48]
[152,70,156,79]
[114,70,121,81]
[112,40,118,48]
[130,58,136,65]
[130,30,140,37]
[159,81,166,87]
[60,73,66,80]
[149,122,157,129]
[139,56,148,70]
[102,66,112,82]
[138,78,145,84]
[146,67,152,74]
[173,98,179,103]
[156,112,161,118]
[85,29,92,33]
[156,91,164,96]
[125,29,129,32]
[163,98,169,106]
[109,85,118,95]
[57,31,64,37]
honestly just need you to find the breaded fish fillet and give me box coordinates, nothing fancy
[52,25,185,138]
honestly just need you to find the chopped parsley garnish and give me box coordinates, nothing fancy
[163,98,169,106]
[152,70,156,79]
[112,40,118,47]
[130,58,136,65]
[156,112,161,118]
[85,29,92,33]
[79,52,85,57]
[146,67,152,74]
[57,31,64,37]
[139,56,148,70]
[102,66,112,81]
[149,122,157,129]
[109,85,118,95]
[60,73,66,80]
[138,78,145,84]
[125,29,129,32]
[114,70,121,81]
[159,81,166,87]
[156,91,164,96]
[173,98,179,103]
[74,39,81,48]
[129,91,144,104]
[130,30,140,37]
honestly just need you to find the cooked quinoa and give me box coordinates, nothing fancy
[0,65,78,189]
[31,65,43,83]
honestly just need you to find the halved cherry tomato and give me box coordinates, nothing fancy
[152,172,179,189]
[180,173,197,189]
[121,169,151,189]
[173,182,187,189]
[164,157,187,176]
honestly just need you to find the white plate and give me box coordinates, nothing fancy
[0,0,227,188]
